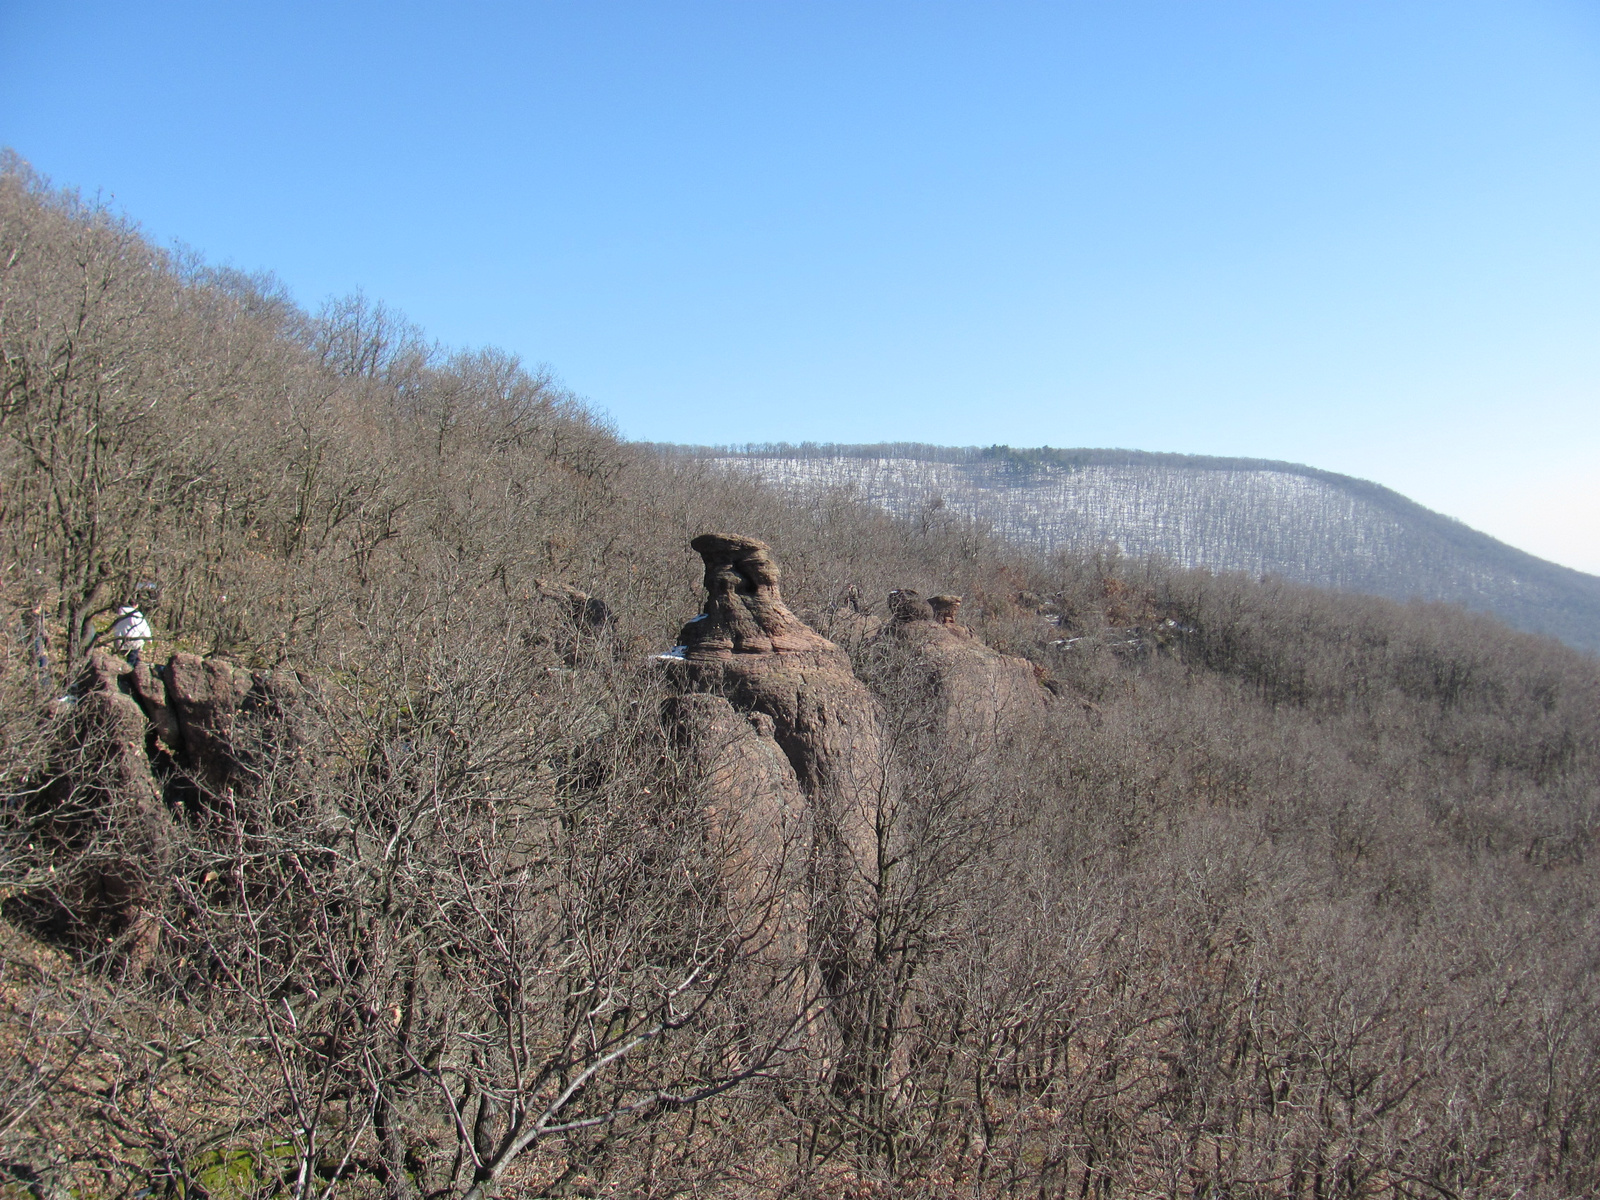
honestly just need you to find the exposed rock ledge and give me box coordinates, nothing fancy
[658,534,1051,1082]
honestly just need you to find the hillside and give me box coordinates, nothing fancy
[667,443,1600,653]
[6,156,1600,1199]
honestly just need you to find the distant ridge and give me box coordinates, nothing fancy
[650,443,1600,654]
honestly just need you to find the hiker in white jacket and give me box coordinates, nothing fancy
[109,606,154,666]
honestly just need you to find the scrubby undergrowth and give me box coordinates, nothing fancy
[3,155,1599,1198]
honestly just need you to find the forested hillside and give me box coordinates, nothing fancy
[4,155,1600,1199]
[674,443,1600,652]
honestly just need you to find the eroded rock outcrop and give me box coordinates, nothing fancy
[927,594,965,628]
[872,588,1047,748]
[665,692,813,1032]
[162,653,322,800]
[671,535,887,831]
[131,658,180,752]
[658,536,1057,1101]
[163,653,254,792]
[6,652,171,961]
[662,534,890,1063]
[9,650,324,963]
[665,693,811,921]
[532,578,619,664]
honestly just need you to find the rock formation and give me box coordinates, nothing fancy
[662,534,891,1067]
[657,538,1059,1094]
[670,534,887,842]
[160,653,322,802]
[162,653,255,793]
[8,650,323,964]
[927,594,964,628]
[664,692,814,1036]
[532,578,618,664]
[6,652,171,962]
[871,589,1046,749]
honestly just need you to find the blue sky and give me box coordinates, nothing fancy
[4,1,1598,571]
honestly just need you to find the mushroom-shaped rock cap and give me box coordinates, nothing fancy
[679,534,839,658]
[690,533,781,584]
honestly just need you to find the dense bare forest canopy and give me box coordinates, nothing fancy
[3,155,1599,1199]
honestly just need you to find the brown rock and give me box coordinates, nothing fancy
[73,650,162,807]
[675,535,885,813]
[665,693,812,1007]
[535,578,612,629]
[533,579,618,664]
[10,649,329,965]
[131,659,182,752]
[163,653,253,791]
[155,654,324,799]
[5,651,170,962]
[928,594,965,628]
[886,588,935,624]
[874,589,1047,747]
[667,534,891,1067]
[679,533,841,659]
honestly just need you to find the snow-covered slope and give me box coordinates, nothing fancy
[657,444,1600,653]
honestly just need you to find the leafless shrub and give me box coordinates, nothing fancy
[5,152,1600,1196]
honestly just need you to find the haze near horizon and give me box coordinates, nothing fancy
[3,1,1597,572]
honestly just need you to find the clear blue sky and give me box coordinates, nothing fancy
[4,1,1598,571]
